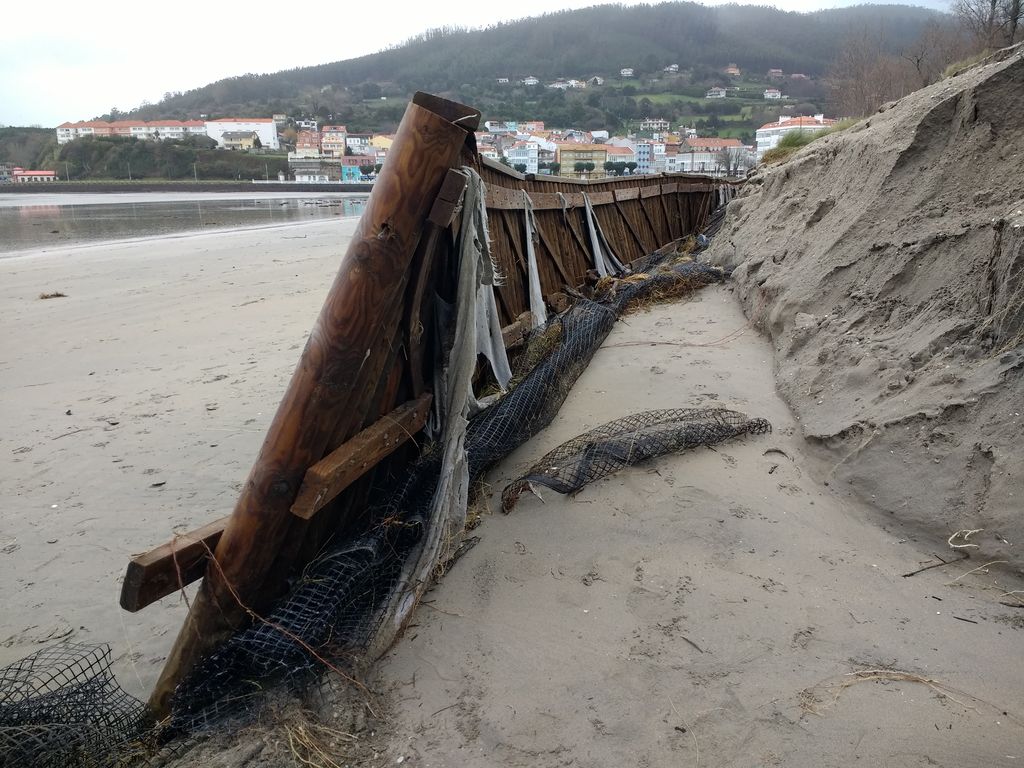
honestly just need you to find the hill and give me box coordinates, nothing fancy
[131,2,950,130]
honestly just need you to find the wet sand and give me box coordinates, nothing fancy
[0,218,358,696]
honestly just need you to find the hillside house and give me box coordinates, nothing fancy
[496,77,510,84]
[588,76,605,86]
[639,117,670,132]
[206,118,279,150]
[295,130,322,157]
[725,63,741,77]
[620,68,634,78]
[767,68,784,80]
[321,125,348,157]
[664,64,679,74]
[705,87,728,99]
[504,141,539,174]
[221,131,259,151]
[522,76,540,86]
[764,88,782,100]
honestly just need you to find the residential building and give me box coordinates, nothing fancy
[206,118,279,150]
[705,87,728,99]
[566,79,586,89]
[370,134,394,152]
[340,155,375,181]
[678,137,752,176]
[484,121,518,134]
[767,68,784,80]
[664,64,679,74]
[0,163,14,183]
[521,121,545,132]
[547,80,571,90]
[55,119,206,144]
[496,77,510,84]
[321,125,348,157]
[790,73,810,81]
[479,145,500,162]
[756,114,836,160]
[620,68,634,78]
[11,167,58,182]
[294,130,321,157]
[296,119,318,131]
[522,76,540,86]
[556,143,608,178]
[605,145,636,168]
[345,133,372,151]
[504,141,539,174]
[764,88,782,100]
[590,130,609,142]
[725,63,741,77]
[295,170,331,183]
[635,140,665,174]
[639,117,670,132]
[588,76,605,86]
[221,131,259,151]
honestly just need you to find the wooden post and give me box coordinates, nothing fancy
[148,93,480,717]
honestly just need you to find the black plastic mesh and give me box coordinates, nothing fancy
[501,408,772,511]
[0,643,147,768]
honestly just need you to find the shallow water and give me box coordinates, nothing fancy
[0,192,368,254]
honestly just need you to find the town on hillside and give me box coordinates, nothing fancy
[7,62,837,183]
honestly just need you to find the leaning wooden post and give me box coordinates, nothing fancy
[148,93,480,717]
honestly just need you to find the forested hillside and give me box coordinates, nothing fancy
[132,2,948,126]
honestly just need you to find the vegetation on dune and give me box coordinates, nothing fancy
[759,118,858,164]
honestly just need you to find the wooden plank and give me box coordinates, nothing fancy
[640,185,662,199]
[614,199,650,257]
[614,187,640,202]
[588,191,614,205]
[290,394,433,520]
[149,92,480,717]
[120,517,229,613]
[486,186,527,210]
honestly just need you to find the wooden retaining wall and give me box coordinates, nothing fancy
[477,158,729,324]
[128,94,742,715]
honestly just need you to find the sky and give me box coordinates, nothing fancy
[0,0,948,127]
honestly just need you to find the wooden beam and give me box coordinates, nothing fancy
[290,394,433,520]
[119,516,229,613]
[149,92,480,718]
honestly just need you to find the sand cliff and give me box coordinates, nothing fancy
[708,45,1024,569]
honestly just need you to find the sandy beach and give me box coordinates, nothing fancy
[2,217,1022,766]
[371,287,1024,767]
[0,218,358,697]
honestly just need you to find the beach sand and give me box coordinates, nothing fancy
[372,287,1024,767]
[0,219,358,697]
[2,223,1021,766]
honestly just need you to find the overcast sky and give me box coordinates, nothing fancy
[0,0,948,127]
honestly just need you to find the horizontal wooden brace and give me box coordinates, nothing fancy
[119,515,229,612]
[290,393,433,520]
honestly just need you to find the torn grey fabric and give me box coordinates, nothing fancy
[522,191,547,328]
[582,192,626,276]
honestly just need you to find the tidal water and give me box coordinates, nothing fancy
[0,192,369,255]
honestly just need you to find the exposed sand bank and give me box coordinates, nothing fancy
[0,219,358,697]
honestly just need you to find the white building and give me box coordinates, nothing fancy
[56,120,207,144]
[205,118,279,150]
[484,121,519,134]
[496,77,510,84]
[522,76,540,86]
[677,138,753,176]
[635,141,665,174]
[705,87,728,99]
[504,141,539,174]
[620,68,634,78]
[755,114,836,160]
[639,117,670,132]
[763,88,782,100]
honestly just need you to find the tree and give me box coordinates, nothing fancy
[625,162,638,174]
[252,134,262,150]
[573,161,586,174]
[359,164,375,176]
[548,162,561,175]
[513,163,527,173]
[953,0,1001,46]
[604,160,616,175]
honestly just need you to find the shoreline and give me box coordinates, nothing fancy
[0,214,363,261]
